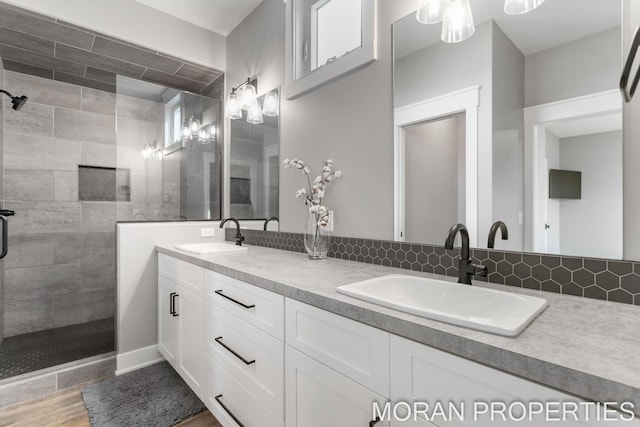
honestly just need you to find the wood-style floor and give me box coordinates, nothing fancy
[0,384,221,427]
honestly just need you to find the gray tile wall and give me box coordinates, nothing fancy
[1,70,120,336]
[0,58,4,345]
[228,229,640,307]
[0,1,223,95]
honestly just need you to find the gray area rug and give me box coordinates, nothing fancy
[82,362,206,427]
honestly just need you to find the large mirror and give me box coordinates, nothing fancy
[285,0,376,98]
[229,88,280,221]
[393,0,622,259]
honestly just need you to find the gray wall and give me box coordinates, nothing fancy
[559,131,623,259]
[492,24,525,251]
[227,0,420,240]
[623,0,640,260]
[524,26,620,107]
[404,115,464,243]
[0,57,4,345]
[2,70,116,336]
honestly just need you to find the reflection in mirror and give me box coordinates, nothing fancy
[285,0,375,98]
[229,88,280,220]
[393,0,623,259]
[401,114,466,244]
[296,0,362,78]
[115,76,223,221]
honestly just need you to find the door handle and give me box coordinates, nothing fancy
[214,395,245,427]
[621,25,640,102]
[170,293,179,317]
[0,215,8,260]
[214,337,255,365]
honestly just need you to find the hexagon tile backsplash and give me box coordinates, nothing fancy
[226,229,640,306]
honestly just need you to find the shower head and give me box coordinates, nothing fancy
[0,89,28,111]
[11,95,28,111]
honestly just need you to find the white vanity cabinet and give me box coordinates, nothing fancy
[156,255,637,427]
[205,271,285,427]
[157,254,205,400]
[284,299,390,427]
[390,335,639,427]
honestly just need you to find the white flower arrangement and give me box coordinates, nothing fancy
[282,158,342,227]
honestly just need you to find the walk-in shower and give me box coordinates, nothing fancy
[0,1,224,389]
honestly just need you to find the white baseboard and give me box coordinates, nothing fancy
[116,345,164,376]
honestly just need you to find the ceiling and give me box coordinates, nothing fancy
[394,0,621,59]
[134,0,264,36]
[546,111,622,139]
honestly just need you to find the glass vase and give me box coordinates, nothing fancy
[304,213,331,259]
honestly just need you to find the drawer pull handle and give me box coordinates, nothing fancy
[215,289,255,309]
[369,416,381,426]
[170,293,179,317]
[215,394,245,427]
[215,337,255,365]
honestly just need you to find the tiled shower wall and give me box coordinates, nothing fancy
[0,58,4,343]
[228,229,640,307]
[0,70,171,336]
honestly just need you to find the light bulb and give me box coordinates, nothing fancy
[225,92,242,119]
[247,100,263,124]
[240,83,257,110]
[416,0,449,24]
[262,91,279,117]
[190,118,200,135]
[504,0,544,15]
[182,124,190,140]
[441,0,475,43]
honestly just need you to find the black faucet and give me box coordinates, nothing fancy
[220,218,245,246]
[263,216,279,231]
[487,221,509,248]
[444,223,487,285]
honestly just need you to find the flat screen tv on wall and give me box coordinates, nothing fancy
[549,169,581,200]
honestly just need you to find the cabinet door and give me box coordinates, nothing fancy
[158,275,178,366]
[177,286,205,400]
[285,346,389,427]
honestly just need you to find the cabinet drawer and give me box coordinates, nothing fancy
[207,356,283,427]
[158,253,177,282]
[390,335,639,427]
[285,346,389,427]
[207,302,284,417]
[285,298,390,397]
[207,272,284,340]
[177,260,204,294]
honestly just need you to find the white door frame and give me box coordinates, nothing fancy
[523,89,621,252]
[394,86,480,246]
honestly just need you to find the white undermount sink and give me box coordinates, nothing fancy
[337,274,548,336]
[174,242,247,255]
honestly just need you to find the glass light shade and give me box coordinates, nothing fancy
[141,143,153,159]
[239,83,257,110]
[182,124,191,139]
[262,91,279,117]
[416,0,449,24]
[441,0,475,43]
[246,100,263,124]
[225,92,242,119]
[189,118,200,135]
[504,0,544,15]
[154,147,163,160]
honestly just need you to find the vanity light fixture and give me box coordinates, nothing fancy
[181,115,216,145]
[226,78,279,124]
[417,0,546,43]
[504,0,545,15]
[141,141,162,160]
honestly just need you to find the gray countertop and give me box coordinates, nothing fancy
[156,243,640,412]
